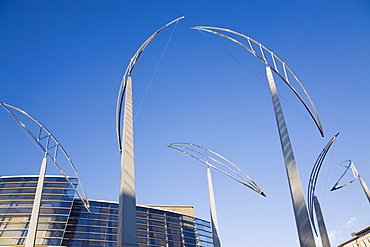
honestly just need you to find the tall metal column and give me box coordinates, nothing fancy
[118,76,138,247]
[266,66,316,247]
[351,165,370,203]
[25,156,47,247]
[359,177,370,203]
[207,167,221,247]
[313,196,331,247]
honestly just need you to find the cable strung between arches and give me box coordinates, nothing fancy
[167,142,266,196]
[116,16,184,151]
[307,132,339,238]
[0,102,90,211]
[192,26,322,247]
[192,26,324,137]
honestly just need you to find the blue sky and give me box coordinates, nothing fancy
[1,1,369,246]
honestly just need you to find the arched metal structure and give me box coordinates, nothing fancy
[193,26,323,247]
[115,17,184,247]
[0,102,89,208]
[167,143,265,247]
[1,102,90,247]
[331,160,370,203]
[167,143,265,195]
[307,132,339,247]
[193,26,324,137]
[116,16,184,151]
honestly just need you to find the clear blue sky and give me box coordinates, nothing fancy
[1,1,369,246]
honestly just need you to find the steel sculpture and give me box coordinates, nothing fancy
[167,143,266,247]
[0,102,89,247]
[115,17,184,247]
[193,26,324,247]
[331,160,370,203]
[307,132,339,247]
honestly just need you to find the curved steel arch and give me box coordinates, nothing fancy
[167,142,266,196]
[307,132,339,237]
[193,26,320,246]
[331,160,358,191]
[0,102,90,210]
[331,160,370,203]
[192,26,324,137]
[116,16,184,151]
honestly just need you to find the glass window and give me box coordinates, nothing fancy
[0,194,35,200]
[0,229,28,237]
[0,208,32,214]
[0,222,29,230]
[149,226,165,233]
[168,241,182,247]
[39,208,71,215]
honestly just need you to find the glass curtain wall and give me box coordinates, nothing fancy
[0,176,76,246]
[0,176,214,247]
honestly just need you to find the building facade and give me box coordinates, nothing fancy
[0,175,214,247]
[338,225,370,247]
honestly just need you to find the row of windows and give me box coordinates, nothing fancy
[0,208,71,215]
[0,215,69,223]
[0,177,78,183]
[74,200,119,209]
[0,237,63,246]
[0,229,64,238]
[0,190,75,197]
[0,222,67,230]
[67,218,118,227]
[66,226,118,234]
[0,200,73,208]
[72,207,118,215]
[0,182,78,189]
[0,194,74,200]
[63,232,116,241]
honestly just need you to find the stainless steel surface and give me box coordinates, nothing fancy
[207,167,221,247]
[167,143,265,247]
[0,102,90,211]
[266,66,316,247]
[116,16,184,151]
[331,160,358,191]
[25,157,47,247]
[308,132,339,236]
[167,143,265,196]
[192,26,324,137]
[313,196,331,247]
[332,160,370,203]
[192,26,324,246]
[117,77,138,247]
[115,17,184,247]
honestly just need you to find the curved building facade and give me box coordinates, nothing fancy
[0,175,214,247]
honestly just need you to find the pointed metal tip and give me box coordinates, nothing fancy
[260,191,267,197]
[330,187,336,191]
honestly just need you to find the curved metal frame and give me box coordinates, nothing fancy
[307,132,339,235]
[331,160,358,191]
[193,26,320,246]
[167,142,265,196]
[116,16,184,151]
[331,160,370,203]
[192,26,324,137]
[0,102,90,210]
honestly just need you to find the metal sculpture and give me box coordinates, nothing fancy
[193,26,324,247]
[331,160,370,203]
[307,132,339,247]
[115,17,184,247]
[167,143,266,247]
[1,102,89,247]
